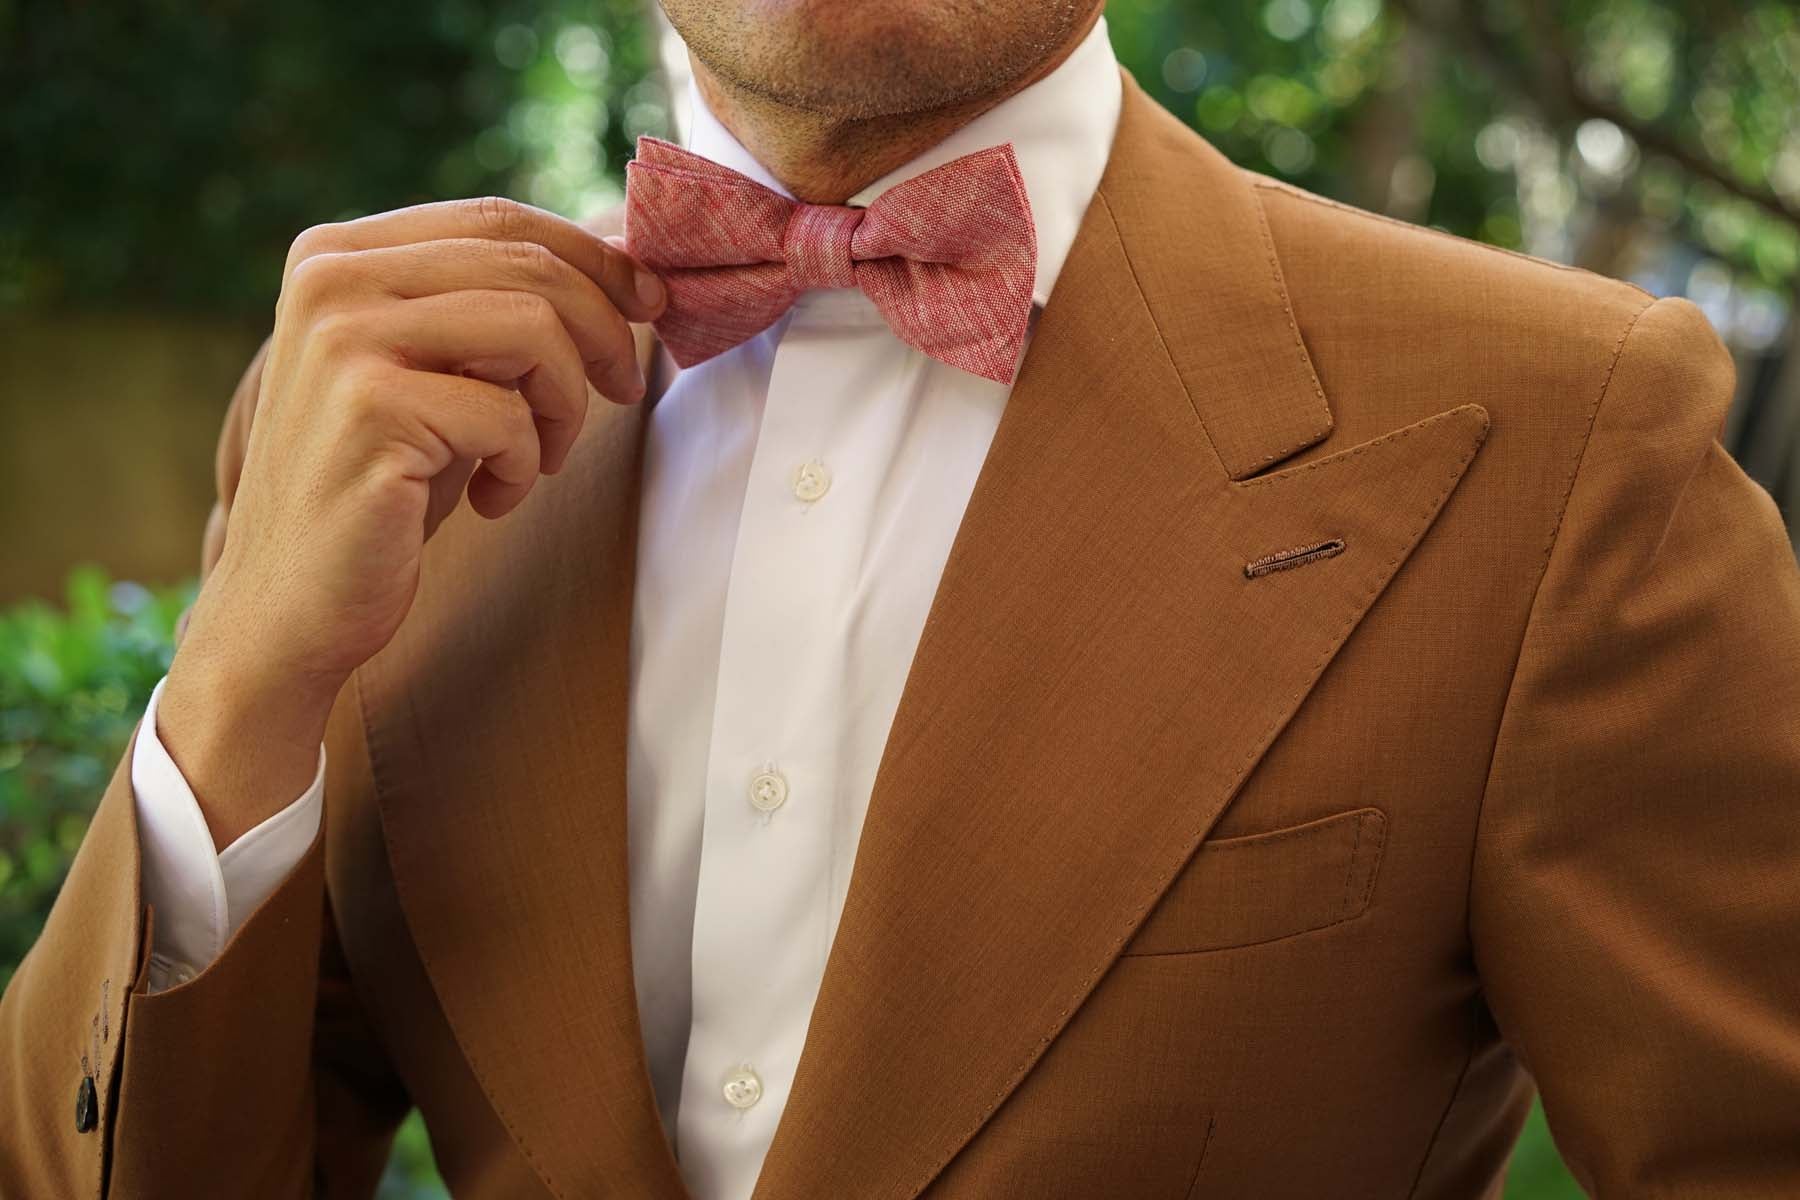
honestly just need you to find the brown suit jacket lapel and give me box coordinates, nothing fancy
[748,73,1489,1198]
[354,71,1486,1198]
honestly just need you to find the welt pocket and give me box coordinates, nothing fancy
[1120,807,1387,957]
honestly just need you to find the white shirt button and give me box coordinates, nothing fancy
[791,459,832,503]
[722,1064,763,1110]
[748,766,789,814]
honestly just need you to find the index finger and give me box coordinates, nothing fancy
[285,196,667,324]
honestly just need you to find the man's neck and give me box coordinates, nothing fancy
[688,10,1102,205]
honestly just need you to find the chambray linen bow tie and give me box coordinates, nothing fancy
[622,135,1038,385]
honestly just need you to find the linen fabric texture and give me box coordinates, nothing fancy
[623,136,1038,384]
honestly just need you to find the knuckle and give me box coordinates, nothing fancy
[469,194,525,240]
[503,288,557,329]
[324,370,394,437]
[499,238,557,281]
[285,222,343,273]
[332,363,391,423]
[308,307,365,352]
[286,251,352,307]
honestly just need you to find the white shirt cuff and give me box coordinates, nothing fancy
[131,674,326,990]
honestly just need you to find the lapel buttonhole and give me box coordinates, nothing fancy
[1244,537,1346,579]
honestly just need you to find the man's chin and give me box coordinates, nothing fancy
[664,0,1081,120]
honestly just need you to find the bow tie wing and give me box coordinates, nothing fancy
[850,144,1038,385]
[624,137,802,368]
[622,137,1038,384]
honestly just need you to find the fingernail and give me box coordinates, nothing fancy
[635,268,664,311]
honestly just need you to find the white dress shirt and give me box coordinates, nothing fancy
[132,17,1121,1197]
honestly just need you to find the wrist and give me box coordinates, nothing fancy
[158,608,341,851]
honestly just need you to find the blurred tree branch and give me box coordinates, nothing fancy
[1391,0,1800,231]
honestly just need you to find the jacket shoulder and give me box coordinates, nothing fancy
[1251,169,1655,333]
[1245,170,1731,447]
[1245,170,1648,316]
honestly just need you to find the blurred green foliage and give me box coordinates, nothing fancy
[0,568,187,993]
[1,0,664,315]
[1106,0,1799,300]
[381,1111,449,1200]
[1508,1104,1587,1200]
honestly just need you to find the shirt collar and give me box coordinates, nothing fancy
[679,15,1122,309]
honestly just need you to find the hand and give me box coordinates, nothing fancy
[157,197,666,850]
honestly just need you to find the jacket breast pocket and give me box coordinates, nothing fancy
[1120,806,1387,956]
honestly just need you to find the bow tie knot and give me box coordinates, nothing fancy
[623,135,1038,384]
[784,203,864,291]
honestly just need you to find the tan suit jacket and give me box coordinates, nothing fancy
[5,72,1800,1199]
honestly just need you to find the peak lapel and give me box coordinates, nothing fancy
[356,383,687,1199]
[750,75,1488,1199]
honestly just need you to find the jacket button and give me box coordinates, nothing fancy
[75,1075,97,1133]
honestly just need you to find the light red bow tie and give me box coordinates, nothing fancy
[622,135,1037,385]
